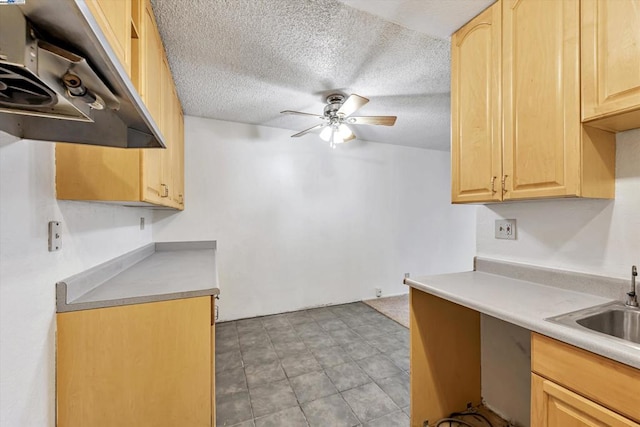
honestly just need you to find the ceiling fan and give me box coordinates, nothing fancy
[281,94,397,148]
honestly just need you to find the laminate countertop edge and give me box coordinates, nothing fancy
[56,241,220,313]
[405,271,640,370]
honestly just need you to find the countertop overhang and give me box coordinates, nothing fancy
[57,241,220,312]
[405,264,640,369]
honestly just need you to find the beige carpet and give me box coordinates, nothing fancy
[363,294,409,328]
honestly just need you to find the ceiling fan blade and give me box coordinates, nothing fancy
[348,116,397,126]
[291,123,326,138]
[337,94,369,117]
[281,110,324,119]
[343,132,356,142]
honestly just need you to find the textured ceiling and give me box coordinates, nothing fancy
[151,0,494,151]
[338,0,495,40]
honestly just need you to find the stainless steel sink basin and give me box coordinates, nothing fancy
[547,302,640,349]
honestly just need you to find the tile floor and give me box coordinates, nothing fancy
[215,302,410,427]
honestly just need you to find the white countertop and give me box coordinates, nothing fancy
[57,241,220,312]
[406,271,640,369]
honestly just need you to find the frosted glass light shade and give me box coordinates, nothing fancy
[338,124,353,140]
[319,126,333,142]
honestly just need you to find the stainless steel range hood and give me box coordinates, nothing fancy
[0,1,165,149]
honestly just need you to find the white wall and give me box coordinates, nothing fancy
[153,116,477,321]
[481,316,531,426]
[0,138,153,426]
[477,128,640,279]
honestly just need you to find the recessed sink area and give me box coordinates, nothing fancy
[547,302,640,350]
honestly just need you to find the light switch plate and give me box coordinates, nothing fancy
[48,221,61,251]
[495,219,516,240]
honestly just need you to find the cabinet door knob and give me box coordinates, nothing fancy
[491,176,497,194]
[502,175,508,194]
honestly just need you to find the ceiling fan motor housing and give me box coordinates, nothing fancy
[324,94,345,118]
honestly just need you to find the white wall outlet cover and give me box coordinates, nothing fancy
[375,288,382,298]
[495,219,516,240]
[48,221,62,251]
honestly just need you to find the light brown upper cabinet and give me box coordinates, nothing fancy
[172,94,186,207]
[139,0,168,206]
[451,3,502,203]
[85,0,132,75]
[451,0,616,204]
[581,0,640,132]
[56,0,184,210]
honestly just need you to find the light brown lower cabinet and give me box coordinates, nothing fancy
[531,374,638,426]
[531,333,640,427]
[56,297,215,427]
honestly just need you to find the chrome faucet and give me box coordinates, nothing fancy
[626,265,638,307]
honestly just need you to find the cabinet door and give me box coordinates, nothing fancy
[582,0,640,131]
[161,57,175,205]
[502,0,581,200]
[57,298,212,427]
[531,374,639,427]
[140,1,165,204]
[451,2,502,203]
[85,0,132,75]
[173,103,185,208]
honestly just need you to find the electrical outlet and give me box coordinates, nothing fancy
[375,288,382,298]
[48,221,61,251]
[140,217,145,230]
[495,219,516,240]
[404,273,410,278]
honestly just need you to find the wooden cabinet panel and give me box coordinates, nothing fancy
[410,288,481,425]
[56,298,212,427]
[141,3,162,126]
[56,144,141,201]
[140,3,165,204]
[173,104,185,207]
[532,374,639,427]
[85,0,132,75]
[582,0,640,131]
[211,303,216,427]
[160,57,174,202]
[532,333,640,423]
[451,3,502,203]
[502,0,581,199]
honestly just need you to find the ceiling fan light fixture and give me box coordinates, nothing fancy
[319,126,333,142]
[338,124,353,140]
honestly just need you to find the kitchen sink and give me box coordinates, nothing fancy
[547,302,640,350]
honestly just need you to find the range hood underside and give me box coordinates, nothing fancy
[0,0,166,149]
